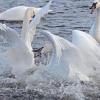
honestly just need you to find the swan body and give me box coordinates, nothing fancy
[72,30,100,79]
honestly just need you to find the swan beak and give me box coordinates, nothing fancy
[90,3,97,14]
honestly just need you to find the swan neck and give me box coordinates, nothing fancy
[21,15,33,54]
[95,9,100,39]
[21,18,30,41]
[96,9,100,25]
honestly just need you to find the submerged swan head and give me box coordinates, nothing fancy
[90,0,100,13]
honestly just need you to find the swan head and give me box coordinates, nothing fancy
[24,8,35,21]
[90,0,100,13]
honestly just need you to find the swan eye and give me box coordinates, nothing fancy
[90,2,97,14]
[32,15,35,18]
[32,11,35,18]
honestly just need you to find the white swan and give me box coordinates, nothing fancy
[26,30,90,87]
[89,0,100,43]
[0,4,52,21]
[71,0,100,82]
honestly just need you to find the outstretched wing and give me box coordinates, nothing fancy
[34,30,89,81]
[0,23,18,42]
[0,24,34,77]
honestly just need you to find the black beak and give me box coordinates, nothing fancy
[90,3,97,14]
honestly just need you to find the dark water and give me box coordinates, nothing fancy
[0,0,99,100]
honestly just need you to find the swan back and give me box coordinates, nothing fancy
[72,30,98,50]
[72,30,100,77]
[0,6,30,21]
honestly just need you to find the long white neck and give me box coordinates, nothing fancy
[21,12,33,53]
[21,16,35,65]
[21,17,29,43]
[95,8,100,43]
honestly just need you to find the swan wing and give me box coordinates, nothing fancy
[0,24,34,77]
[33,30,89,81]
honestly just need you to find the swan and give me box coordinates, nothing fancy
[0,4,52,21]
[26,30,90,87]
[89,0,100,43]
[72,22,100,82]
[71,0,100,82]
[72,0,100,72]
[0,0,53,77]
